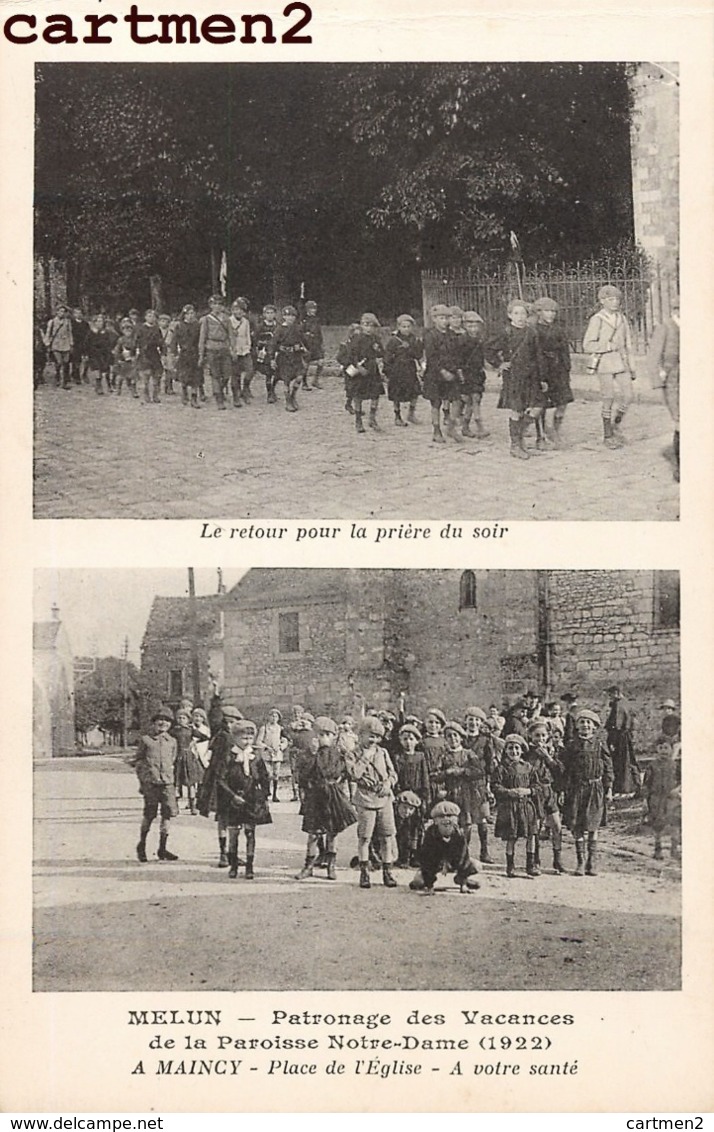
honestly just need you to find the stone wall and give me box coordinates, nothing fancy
[630,63,679,280]
[549,569,680,748]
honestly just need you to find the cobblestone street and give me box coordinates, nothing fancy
[34,366,679,521]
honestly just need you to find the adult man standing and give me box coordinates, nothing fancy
[604,685,639,796]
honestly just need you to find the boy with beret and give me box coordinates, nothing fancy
[421,708,447,799]
[300,300,325,390]
[526,718,566,874]
[271,305,309,412]
[215,719,272,879]
[132,708,179,863]
[297,716,356,880]
[562,710,614,876]
[582,284,635,448]
[409,800,481,894]
[491,733,539,877]
[423,304,462,444]
[532,296,573,448]
[343,312,385,433]
[344,716,399,889]
[383,314,423,427]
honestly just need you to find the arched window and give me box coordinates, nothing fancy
[459,570,477,611]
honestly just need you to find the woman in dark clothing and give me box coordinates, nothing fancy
[485,299,545,460]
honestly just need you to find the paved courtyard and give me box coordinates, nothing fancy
[34,756,681,992]
[34,365,679,521]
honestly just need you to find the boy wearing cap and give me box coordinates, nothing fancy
[393,723,430,865]
[343,313,385,433]
[297,717,357,880]
[533,296,573,448]
[460,311,490,439]
[462,708,497,863]
[135,309,166,404]
[423,304,462,444]
[485,299,543,460]
[644,737,681,861]
[344,717,399,889]
[562,710,614,876]
[582,285,634,448]
[409,801,481,894]
[228,297,254,406]
[197,704,244,868]
[112,317,140,398]
[133,708,179,863]
[198,295,233,411]
[300,300,324,390]
[526,718,566,874]
[383,314,423,427]
[491,733,539,877]
[215,719,271,879]
[271,306,309,412]
[253,304,279,403]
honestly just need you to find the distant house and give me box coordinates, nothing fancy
[33,606,75,759]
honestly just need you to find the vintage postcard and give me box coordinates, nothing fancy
[1,0,713,1117]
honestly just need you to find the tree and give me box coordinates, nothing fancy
[74,657,141,742]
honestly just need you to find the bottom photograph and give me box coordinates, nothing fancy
[33,567,681,992]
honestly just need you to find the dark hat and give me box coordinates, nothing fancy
[576,709,601,726]
[396,790,422,809]
[234,718,257,734]
[360,715,385,738]
[222,705,244,721]
[561,692,578,703]
[398,723,422,740]
[396,313,415,324]
[152,707,174,723]
[606,685,621,695]
[430,800,460,820]
[503,733,528,751]
[314,716,338,734]
[444,720,466,739]
[282,305,298,317]
[425,707,447,726]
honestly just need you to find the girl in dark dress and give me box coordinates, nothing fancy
[526,717,566,875]
[485,299,545,460]
[383,315,423,427]
[532,296,574,448]
[344,312,385,434]
[491,733,539,877]
[296,717,356,881]
[173,709,203,814]
[562,710,614,876]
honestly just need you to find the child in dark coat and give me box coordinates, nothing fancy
[491,733,539,877]
[383,315,423,427]
[343,313,385,434]
[271,306,309,413]
[562,710,614,876]
[296,716,356,880]
[409,801,480,894]
[215,719,272,879]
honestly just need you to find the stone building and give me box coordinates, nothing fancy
[216,569,679,748]
[630,62,679,287]
[33,605,76,759]
[139,593,225,719]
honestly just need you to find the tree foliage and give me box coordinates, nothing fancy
[35,63,636,316]
[74,656,141,736]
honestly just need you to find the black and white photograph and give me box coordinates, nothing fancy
[34,567,681,993]
[33,61,680,521]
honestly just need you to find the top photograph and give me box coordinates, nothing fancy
[33,61,679,521]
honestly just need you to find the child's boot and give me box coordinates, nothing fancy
[326,852,337,881]
[506,853,516,878]
[355,411,366,434]
[158,833,178,861]
[509,419,529,459]
[245,857,255,880]
[394,406,407,427]
[136,834,148,863]
[603,417,619,449]
[654,840,664,861]
[218,836,228,868]
[526,851,538,877]
[359,863,371,889]
[531,841,541,876]
[95,376,104,396]
[478,826,494,864]
[297,852,317,880]
[181,386,189,405]
[432,424,446,444]
[474,416,490,439]
[552,835,565,873]
[368,406,380,431]
[585,841,598,876]
[228,851,239,879]
[574,840,585,875]
[382,865,398,888]
[408,401,419,424]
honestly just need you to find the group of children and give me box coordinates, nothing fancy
[37,297,325,410]
[130,690,681,892]
[38,285,649,461]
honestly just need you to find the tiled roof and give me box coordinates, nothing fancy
[225,569,347,609]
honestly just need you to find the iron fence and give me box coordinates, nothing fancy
[422,259,677,353]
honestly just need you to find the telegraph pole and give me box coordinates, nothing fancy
[188,568,202,707]
[121,636,129,747]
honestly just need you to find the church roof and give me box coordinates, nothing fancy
[33,621,62,650]
[226,569,347,609]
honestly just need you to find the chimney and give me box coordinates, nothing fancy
[217,568,226,595]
